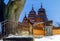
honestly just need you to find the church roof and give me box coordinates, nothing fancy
[38,3,45,12]
[24,14,27,20]
[28,5,36,18]
[24,14,27,18]
[29,5,36,14]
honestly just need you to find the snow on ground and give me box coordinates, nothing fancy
[1,35,60,41]
[34,35,60,41]
[0,40,3,41]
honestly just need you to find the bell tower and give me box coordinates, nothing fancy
[28,5,36,23]
[36,3,48,22]
[22,13,28,26]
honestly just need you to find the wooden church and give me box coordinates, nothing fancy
[17,4,60,36]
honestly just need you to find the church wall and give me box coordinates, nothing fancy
[52,29,60,35]
[33,29,45,36]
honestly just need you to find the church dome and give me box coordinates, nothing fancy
[24,14,27,20]
[29,6,36,14]
[38,8,45,12]
[28,5,36,18]
[38,4,45,12]
[28,5,36,23]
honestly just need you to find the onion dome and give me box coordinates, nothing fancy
[28,5,36,23]
[28,5,36,17]
[37,3,48,22]
[24,13,27,20]
[38,3,45,12]
[29,5,36,14]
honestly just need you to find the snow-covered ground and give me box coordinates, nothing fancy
[1,35,60,41]
[0,40,3,41]
[34,35,60,41]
